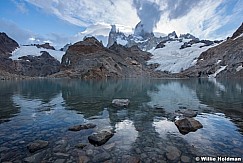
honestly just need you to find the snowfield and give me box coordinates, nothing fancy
[10,46,65,63]
[147,40,215,73]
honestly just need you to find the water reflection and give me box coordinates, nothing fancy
[0,78,243,162]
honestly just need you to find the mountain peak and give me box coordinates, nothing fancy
[0,32,19,57]
[134,22,154,39]
[231,22,243,39]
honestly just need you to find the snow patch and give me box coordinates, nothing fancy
[117,37,128,46]
[216,60,221,64]
[10,46,65,62]
[209,66,227,78]
[236,65,243,72]
[147,40,214,73]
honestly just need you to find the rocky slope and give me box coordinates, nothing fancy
[180,23,243,78]
[51,37,170,79]
[0,32,19,57]
[14,51,60,77]
[0,33,61,79]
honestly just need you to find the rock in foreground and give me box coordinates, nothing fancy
[88,130,114,146]
[68,123,96,131]
[27,140,49,153]
[175,118,203,134]
[112,99,130,107]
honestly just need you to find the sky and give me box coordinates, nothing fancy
[0,0,242,47]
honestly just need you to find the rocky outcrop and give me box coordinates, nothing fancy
[35,43,55,50]
[232,22,243,39]
[155,41,166,49]
[181,23,243,78]
[0,33,19,78]
[175,118,203,134]
[52,37,170,79]
[14,51,60,77]
[88,130,114,146]
[60,43,71,52]
[0,32,19,57]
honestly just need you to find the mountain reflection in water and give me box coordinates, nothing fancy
[0,78,242,162]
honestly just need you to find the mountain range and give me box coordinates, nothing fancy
[0,22,242,80]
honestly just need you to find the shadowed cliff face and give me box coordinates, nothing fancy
[56,37,169,79]
[181,23,243,78]
[0,32,19,75]
[0,32,19,58]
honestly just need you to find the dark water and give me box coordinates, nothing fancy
[0,78,243,162]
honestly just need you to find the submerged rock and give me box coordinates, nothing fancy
[27,140,49,153]
[121,155,140,163]
[176,109,198,118]
[112,99,130,107]
[175,118,203,134]
[88,130,114,146]
[75,143,87,149]
[166,146,181,161]
[68,123,96,131]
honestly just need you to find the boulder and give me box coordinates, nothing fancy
[27,140,49,153]
[112,99,130,107]
[68,123,96,131]
[175,118,203,134]
[88,130,114,146]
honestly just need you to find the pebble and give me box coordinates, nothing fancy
[79,155,90,163]
[54,159,66,163]
[181,155,191,162]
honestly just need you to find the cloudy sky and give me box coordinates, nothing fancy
[0,0,242,46]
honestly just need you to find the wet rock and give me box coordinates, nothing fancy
[68,123,96,131]
[103,142,115,150]
[23,150,44,162]
[175,118,203,134]
[92,151,111,162]
[121,155,140,163]
[176,109,198,118]
[86,149,94,156]
[0,147,9,152]
[112,99,130,107]
[166,146,181,161]
[54,152,70,158]
[79,155,90,163]
[181,155,191,162]
[135,148,141,154]
[27,140,49,153]
[75,143,87,149]
[88,130,114,146]
[54,159,66,163]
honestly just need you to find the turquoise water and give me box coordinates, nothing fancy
[0,79,242,162]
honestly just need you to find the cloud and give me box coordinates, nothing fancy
[11,0,28,14]
[132,0,162,33]
[20,0,243,39]
[0,19,66,47]
[0,19,33,43]
[155,0,242,39]
[25,0,140,27]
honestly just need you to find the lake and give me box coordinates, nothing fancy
[0,78,243,162]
